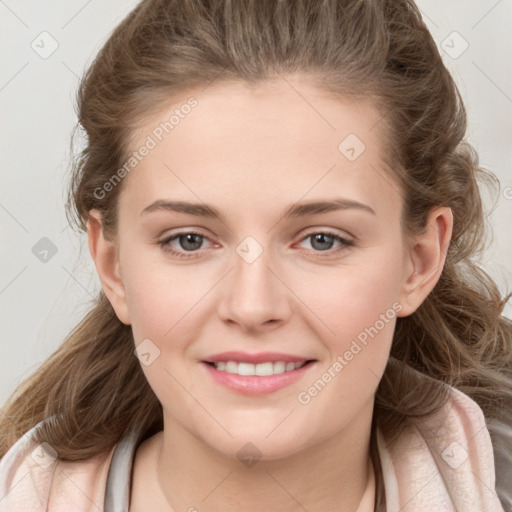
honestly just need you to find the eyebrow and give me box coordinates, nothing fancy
[140,198,376,220]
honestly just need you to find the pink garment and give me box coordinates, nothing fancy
[0,385,505,511]
[378,386,505,511]
[0,439,115,511]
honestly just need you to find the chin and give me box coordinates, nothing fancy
[200,427,311,464]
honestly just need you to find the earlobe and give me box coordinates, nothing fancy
[398,207,453,317]
[87,209,131,325]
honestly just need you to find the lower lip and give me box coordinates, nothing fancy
[201,361,315,395]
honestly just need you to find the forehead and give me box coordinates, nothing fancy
[119,77,398,220]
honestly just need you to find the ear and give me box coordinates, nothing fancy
[397,206,453,317]
[87,209,131,325]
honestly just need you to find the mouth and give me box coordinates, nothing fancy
[200,352,317,395]
[203,359,316,376]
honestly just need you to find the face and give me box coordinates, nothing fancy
[101,77,416,460]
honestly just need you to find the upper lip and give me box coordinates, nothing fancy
[203,351,314,364]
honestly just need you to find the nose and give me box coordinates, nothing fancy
[218,244,292,333]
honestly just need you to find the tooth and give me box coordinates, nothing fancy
[273,361,286,374]
[214,360,307,375]
[255,362,274,376]
[225,361,238,373]
[238,362,255,376]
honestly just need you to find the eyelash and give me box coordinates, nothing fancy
[157,230,354,260]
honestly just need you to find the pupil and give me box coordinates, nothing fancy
[312,234,333,251]
[181,234,202,251]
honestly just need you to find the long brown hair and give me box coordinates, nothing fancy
[1,0,511,502]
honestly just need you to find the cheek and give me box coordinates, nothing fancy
[123,258,212,342]
[123,262,215,398]
[124,264,210,427]
[298,248,403,400]
[308,247,404,339]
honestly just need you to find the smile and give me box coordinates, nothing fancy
[201,354,317,395]
[209,360,308,376]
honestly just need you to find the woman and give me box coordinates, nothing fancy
[1,0,511,510]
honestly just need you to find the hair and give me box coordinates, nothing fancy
[2,0,511,508]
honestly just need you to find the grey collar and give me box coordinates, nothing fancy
[104,425,142,512]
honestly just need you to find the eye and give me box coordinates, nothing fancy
[296,230,354,256]
[157,229,354,260]
[158,231,213,259]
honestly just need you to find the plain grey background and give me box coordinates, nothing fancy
[1,0,511,407]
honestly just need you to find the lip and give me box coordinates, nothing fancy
[200,358,317,396]
[203,351,312,364]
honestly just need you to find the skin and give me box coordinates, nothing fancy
[87,76,453,511]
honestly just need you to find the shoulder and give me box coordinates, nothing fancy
[421,387,511,511]
[0,419,115,512]
[377,385,509,512]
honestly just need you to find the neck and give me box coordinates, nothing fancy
[153,403,376,512]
